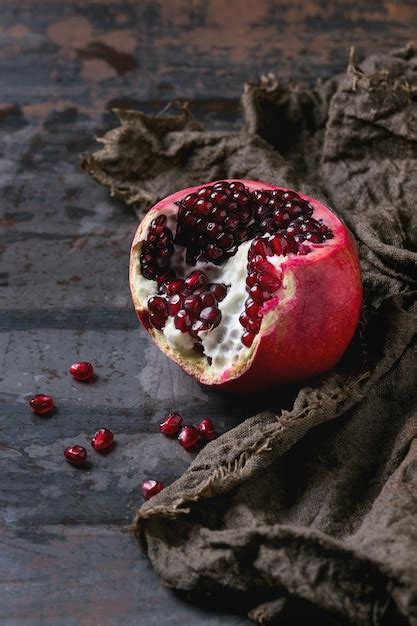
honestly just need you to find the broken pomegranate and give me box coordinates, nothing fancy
[198,418,216,441]
[69,361,94,381]
[29,394,54,415]
[91,428,114,452]
[159,412,183,435]
[64,445,87,466]
[130,180,362,392]
[141,479,164,500]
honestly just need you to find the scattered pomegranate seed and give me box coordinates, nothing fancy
[69,361,94,381]
[91,428,114,452]
[198,418,216,441]
[29,394,54,415]
[64,445,87,466]
[159,412,183,435]
[178,425,199,450]
[141,479,164,500]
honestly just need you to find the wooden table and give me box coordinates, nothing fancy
[1,2,415,624]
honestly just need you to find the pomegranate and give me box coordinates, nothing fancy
[64,445,87,466]
[91,428,114,452]
[29,394,54,415]
[159,412,183,435]
[130,180,362,392]
[69,361,94,381]
[141,479,164,500]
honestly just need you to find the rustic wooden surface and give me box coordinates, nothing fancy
[1,1,416,624]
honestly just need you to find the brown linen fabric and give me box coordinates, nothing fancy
[82,45,417,625]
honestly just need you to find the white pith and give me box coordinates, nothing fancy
[133,191,336,377]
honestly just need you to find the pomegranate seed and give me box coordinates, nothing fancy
[184,211,197,227]
[217,232,234,249]
[306,232,324,243]
[241,331,256,348]
[198,418,216,441]
[245,298,262,319]
[212,181,230,191]
[149,312,166,330]
[185,270,207,290]
[210,191,228,205]
[249,285,271,302]
[224,215,240,232]
[148,296,168,315]
[160,412,183,435]
[168,294,184,316]
[156,268,175,285]
[183,193,197,209]
[209,283,227,301]
[231,190,250,205]
[206,244,223,260]
[184,294,202,315]
[91,428,114,452]
[200,306,221,326]
[64,445,87,466]
[197,186,213,198]
[269,234,283,255]
[206,222,223,238]
[259,218,274,234]
[239,312,250,327]
[174,310,192,332]
[151,215,167,231]
[29,394,54,415]
[246,317,261,333]
[141,479,164,500]
[195,198,212,216]
[229,181,246,191]
[69,361,94,381]
[191,320,212,336]
[251,256,275,273]
[210,206,227,221]
[246,272,258,288]
[178,425,199,450]
[256,272,281,290]
[199,291,217,308]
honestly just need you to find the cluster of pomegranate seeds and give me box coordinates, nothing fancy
[91,428,114,452]
[139,214,175,280]
[69,361,94,382]
[159,412,217,447]
[64,445,88,466]
[141,479,164,501]
[140,182,334,350]
[147,269,228,346]
[29,394,54,415]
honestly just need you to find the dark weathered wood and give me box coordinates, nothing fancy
[1,1,416,624]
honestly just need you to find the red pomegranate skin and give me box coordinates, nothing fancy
[130,180,362,393]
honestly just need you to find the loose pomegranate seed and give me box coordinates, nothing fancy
[160,412,183,435]
[29,394,54,415]
[91,428,114,452]
[241,331,256,348]
[191,320,212,336]
[64,445,87,466]
[198,418,216,441]
[69,361,94,381]
[141,479,164,500]
[178,425,199,450]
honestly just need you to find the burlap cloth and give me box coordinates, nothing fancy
[82,46,417,625]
